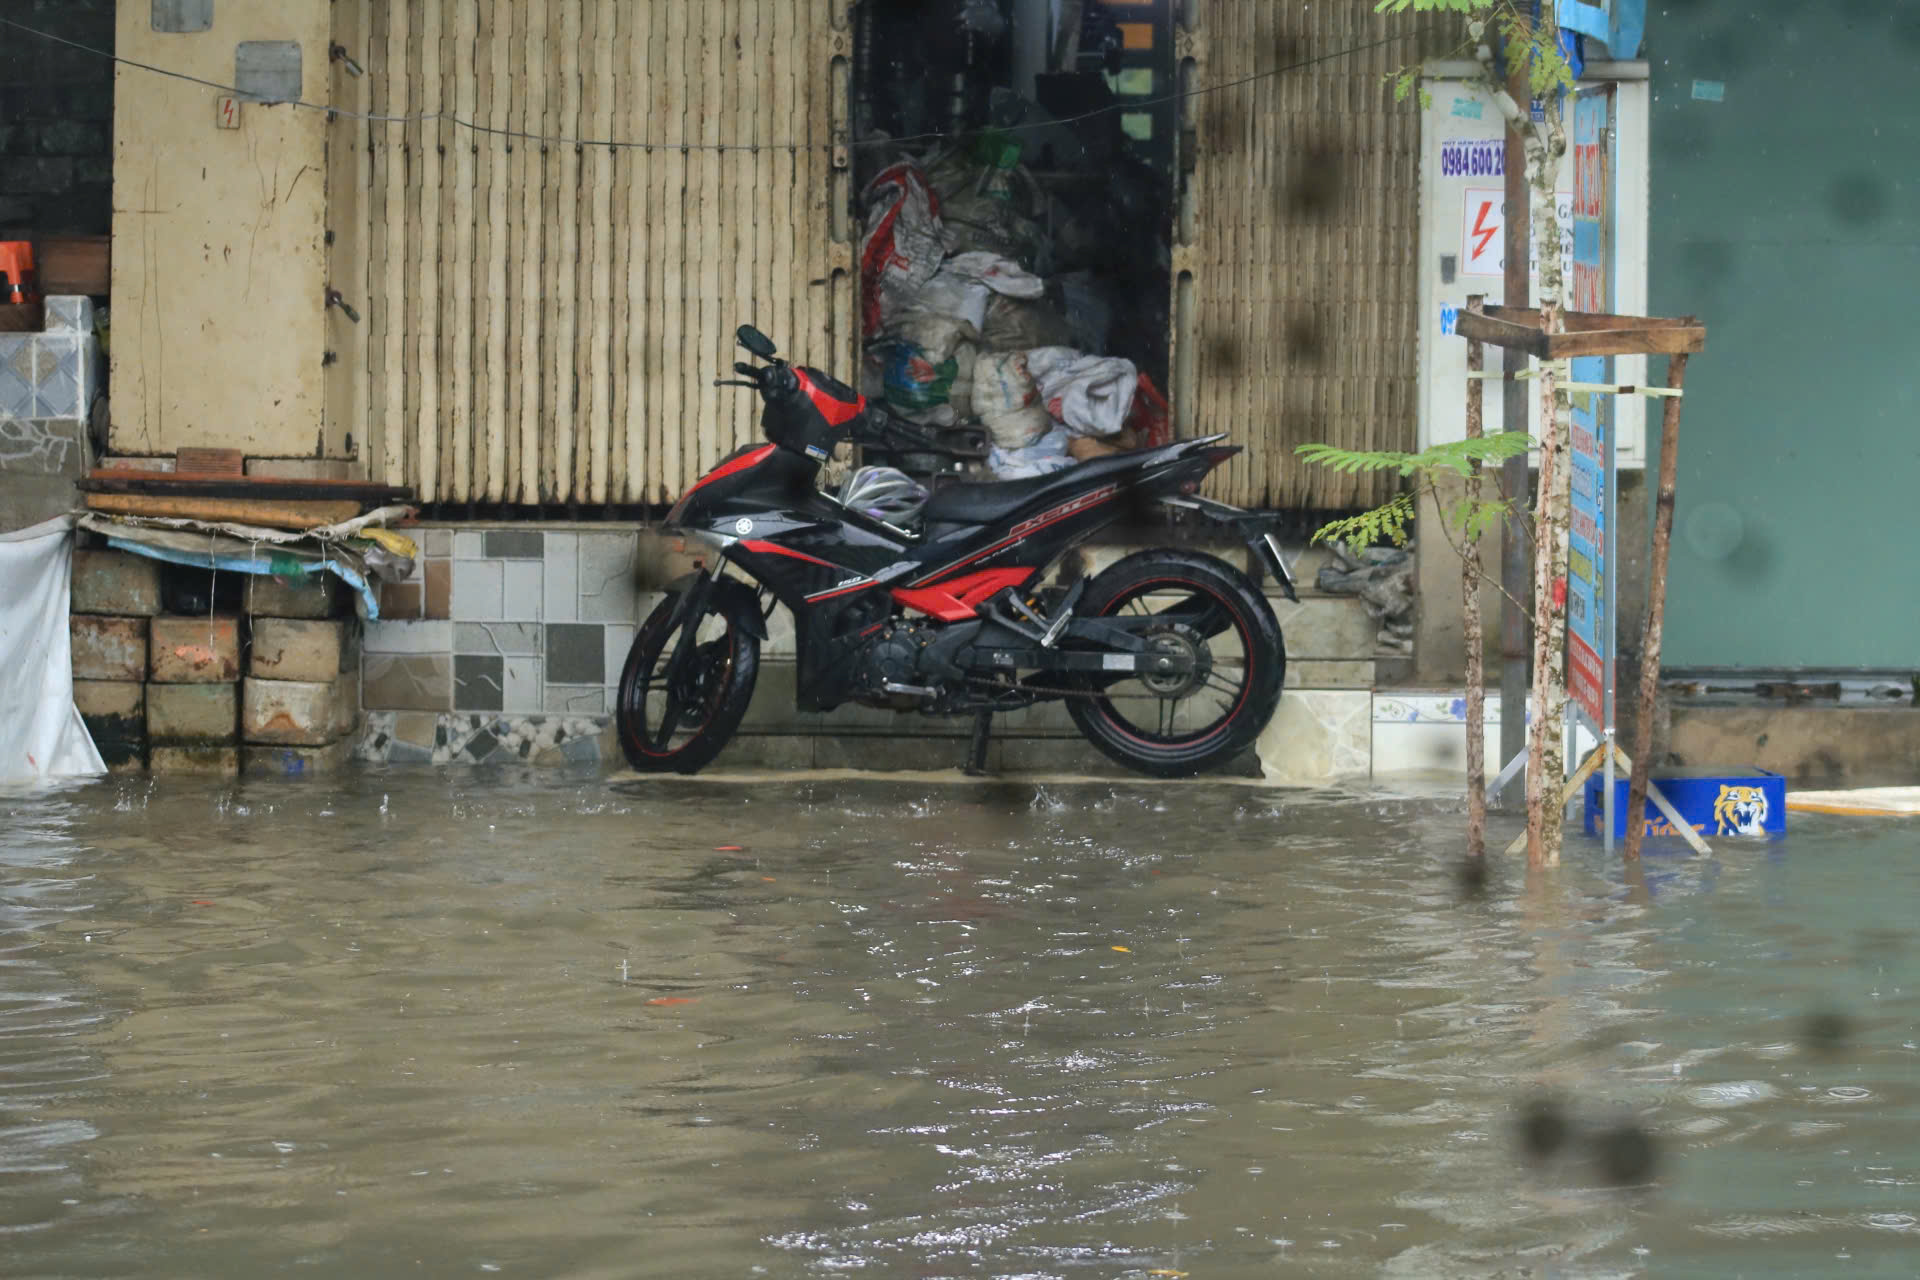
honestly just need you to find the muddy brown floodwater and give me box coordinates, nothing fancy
[1,768,1917,1277]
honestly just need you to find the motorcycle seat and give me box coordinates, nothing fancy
[921,452,1148,526]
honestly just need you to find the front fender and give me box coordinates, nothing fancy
[664,572,769,639]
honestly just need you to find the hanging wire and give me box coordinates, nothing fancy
[0,14,1440,155]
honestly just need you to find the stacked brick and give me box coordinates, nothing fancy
[68,550,362,776]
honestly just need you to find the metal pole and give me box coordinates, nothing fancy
[1498,58,1532,810]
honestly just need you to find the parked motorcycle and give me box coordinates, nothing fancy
[614,325,1295,777]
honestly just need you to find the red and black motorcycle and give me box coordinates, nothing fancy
[615,325,1296,777]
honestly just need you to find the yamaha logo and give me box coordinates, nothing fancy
[734,518,754,535]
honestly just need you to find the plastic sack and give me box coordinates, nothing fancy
[947,341,980,420]
[895,251,1046,338]
[1025,347,1139,437]
[860,162,946,338]
[969,351,1038,419]
[982,294,1073,351]
[1125,373,1172,449]
[875,340,959,416]
[981,402,1054,451]
[988,424,1073,480]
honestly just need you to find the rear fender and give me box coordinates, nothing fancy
[1158,495,1299,602]
[664,571,769,639]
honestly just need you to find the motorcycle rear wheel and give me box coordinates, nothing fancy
[615,587,761,774]
[1066,550,1286,778]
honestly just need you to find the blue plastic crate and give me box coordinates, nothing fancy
[1583,765,1786,839]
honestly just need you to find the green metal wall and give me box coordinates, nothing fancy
[1647,2,1920,669]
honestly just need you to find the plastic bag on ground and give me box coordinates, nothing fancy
[1025,347,1139,437]
[988,424,1073,480]
[860,162,946,337]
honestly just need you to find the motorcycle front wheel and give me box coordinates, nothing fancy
[1066,549,1286,778]
[614,585,761,774]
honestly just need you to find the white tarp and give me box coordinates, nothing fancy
[0,516,106,781]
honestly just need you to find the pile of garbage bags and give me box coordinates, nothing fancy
[860,151,1169,481]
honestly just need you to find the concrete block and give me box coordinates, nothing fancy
[332,666,361,738]
[147,681,239,743]
[243,740,355,777]
[149,745,240,776]
[250,617,346,683]
[245,572,339,620]
[243,677,339,746]
[74,679,144,768]
[148,614,242,683]
[70,615,148,681]
[70,550,161,617]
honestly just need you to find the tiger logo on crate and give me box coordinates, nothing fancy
[1713,785,1770,836]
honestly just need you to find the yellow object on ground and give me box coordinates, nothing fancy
[355,527,418,560]
[1787,787,1920,817]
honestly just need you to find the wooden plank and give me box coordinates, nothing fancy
[363,1,390,486]
[413,0,444,503]
[607,1,632,504]
[1545,325,1707,358]
[380,0,411,491]
[32,235,110,296]
[515,0,547,504]
[85,493,365,529]
[483,0,512,502]
[584,0,616,505]
[338,0,374,477]
[769,0,796,384]
[750,0,775,463]
[641,0,669,504]
[728,0,755,462]
[623,0,652,503]
[549,0,582,502]
[695,0,725,479]
[1487,305,1699,332]
[658,0,688,503]
[1453,310,1549,358]
[449,0,478,501]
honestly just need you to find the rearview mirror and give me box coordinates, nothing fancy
[736,325,777,360]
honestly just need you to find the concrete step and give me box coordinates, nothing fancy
[714,730,1261,778]
[742,653,1378,737]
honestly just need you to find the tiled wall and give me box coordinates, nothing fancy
[0,297,98,476]
[363,526,660,718]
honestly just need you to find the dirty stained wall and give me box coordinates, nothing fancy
[110,0,331,459]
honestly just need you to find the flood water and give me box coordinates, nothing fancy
[2,770,1916,1278]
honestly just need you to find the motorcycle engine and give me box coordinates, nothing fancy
[856,618,941,706]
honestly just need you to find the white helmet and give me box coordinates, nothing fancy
[840,466,929,525]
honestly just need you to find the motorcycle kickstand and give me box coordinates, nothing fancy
[964,710,994,777]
